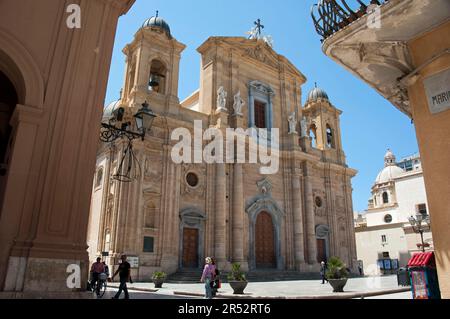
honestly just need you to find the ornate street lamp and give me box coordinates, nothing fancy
[408,213,431,252]
[100,101,156,182]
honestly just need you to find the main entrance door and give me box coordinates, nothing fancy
[255,211,276,268]
[317,239,327,263]
[182,228,199,268]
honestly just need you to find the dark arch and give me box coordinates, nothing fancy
[0,71,18,173]
[309,124,318,148]
[149,59,167,94]
[382,192,389,204]
[326,124,335,148]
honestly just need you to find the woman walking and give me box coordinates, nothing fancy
[200,257,216,299]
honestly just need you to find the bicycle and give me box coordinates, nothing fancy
[90,272,108,298]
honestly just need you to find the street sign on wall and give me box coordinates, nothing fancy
[127,256,139,268]
[424,68,450,114]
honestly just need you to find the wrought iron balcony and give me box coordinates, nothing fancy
[311,0,389,41]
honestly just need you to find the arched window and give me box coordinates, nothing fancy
[145,201,156,228]
[326,124,335,148]
[149,59,167,94]
[95,167,104,188]
[382,192,389,204]
[309,124,318,148]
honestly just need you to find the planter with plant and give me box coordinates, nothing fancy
[326,256,349,292]
[152,271,166,288]
[227,263,248,294]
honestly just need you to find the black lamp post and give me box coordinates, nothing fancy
[101,101,156,143]
[408,213,431,252]
[100,101,156,182]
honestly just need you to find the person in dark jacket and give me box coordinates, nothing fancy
[112,255,131,299]
[320,261,328,284]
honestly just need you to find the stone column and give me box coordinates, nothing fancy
[232,163,245,263]
[304,163,317,265]
[267,93,274,129]
[214,163,227,266]
[291,171,306,269]
[248,87,255,128]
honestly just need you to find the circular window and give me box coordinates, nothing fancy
[384,214,393,223]
[186,172,199,188]
[315,197,323,207]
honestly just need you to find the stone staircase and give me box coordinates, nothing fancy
[167,268,322,283]
[245,270,322,282]
[166,269,203,283]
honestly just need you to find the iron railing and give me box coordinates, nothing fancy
[311,0,389,41]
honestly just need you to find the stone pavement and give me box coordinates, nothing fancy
[108,275,411,299]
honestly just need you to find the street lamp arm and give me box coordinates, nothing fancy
[100,123,144,143]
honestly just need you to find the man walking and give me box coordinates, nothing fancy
[112,254,131,299]
[320,261,328,284]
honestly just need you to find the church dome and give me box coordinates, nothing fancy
[142,13,171,38]
[103,99,122,121]
[375,165,404,184]
[307,85,329,103]
[375,149,404,184]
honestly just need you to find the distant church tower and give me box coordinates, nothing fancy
[303,84,346,164]
[121,12,186,113]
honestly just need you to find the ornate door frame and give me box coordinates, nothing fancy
[246,181,285,270]
[179,208,206,269]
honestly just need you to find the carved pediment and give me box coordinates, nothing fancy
[249,80,275,96]
[244,44,279,69]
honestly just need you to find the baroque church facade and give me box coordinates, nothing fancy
[87,15,358,280]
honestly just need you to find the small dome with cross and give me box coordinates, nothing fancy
[142,11,171,38]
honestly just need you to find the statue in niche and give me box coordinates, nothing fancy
[288,112,298,134]
[233,90,245,116]
[301,116,308,137]
[217,86,227,111]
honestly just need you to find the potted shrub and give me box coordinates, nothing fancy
[326,257,349,293]
[152,271,166,288]
[227,263,248,295]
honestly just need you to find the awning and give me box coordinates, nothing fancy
[408,252,435,267]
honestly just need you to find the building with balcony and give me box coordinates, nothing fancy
[312,0,450,297]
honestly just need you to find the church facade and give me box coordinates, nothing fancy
[87,15,358,280]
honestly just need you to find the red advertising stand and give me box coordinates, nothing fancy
[407,252,441,299]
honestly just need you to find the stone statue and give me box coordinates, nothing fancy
[217,86,227,111]
[233,90,245,116]
[301,116,308,137]
[288,112,298,134]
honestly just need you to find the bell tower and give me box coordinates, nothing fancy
[121,12,186,112]
[303,84,345,163]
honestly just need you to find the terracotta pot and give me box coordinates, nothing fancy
[229,281,248,294]
[328,278,348,292]
[153,278,164,288]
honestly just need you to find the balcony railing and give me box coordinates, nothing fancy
[311,0,389,41]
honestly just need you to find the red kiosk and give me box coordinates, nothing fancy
[407,252,441,299]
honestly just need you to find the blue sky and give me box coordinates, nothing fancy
[104,0,419,212]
